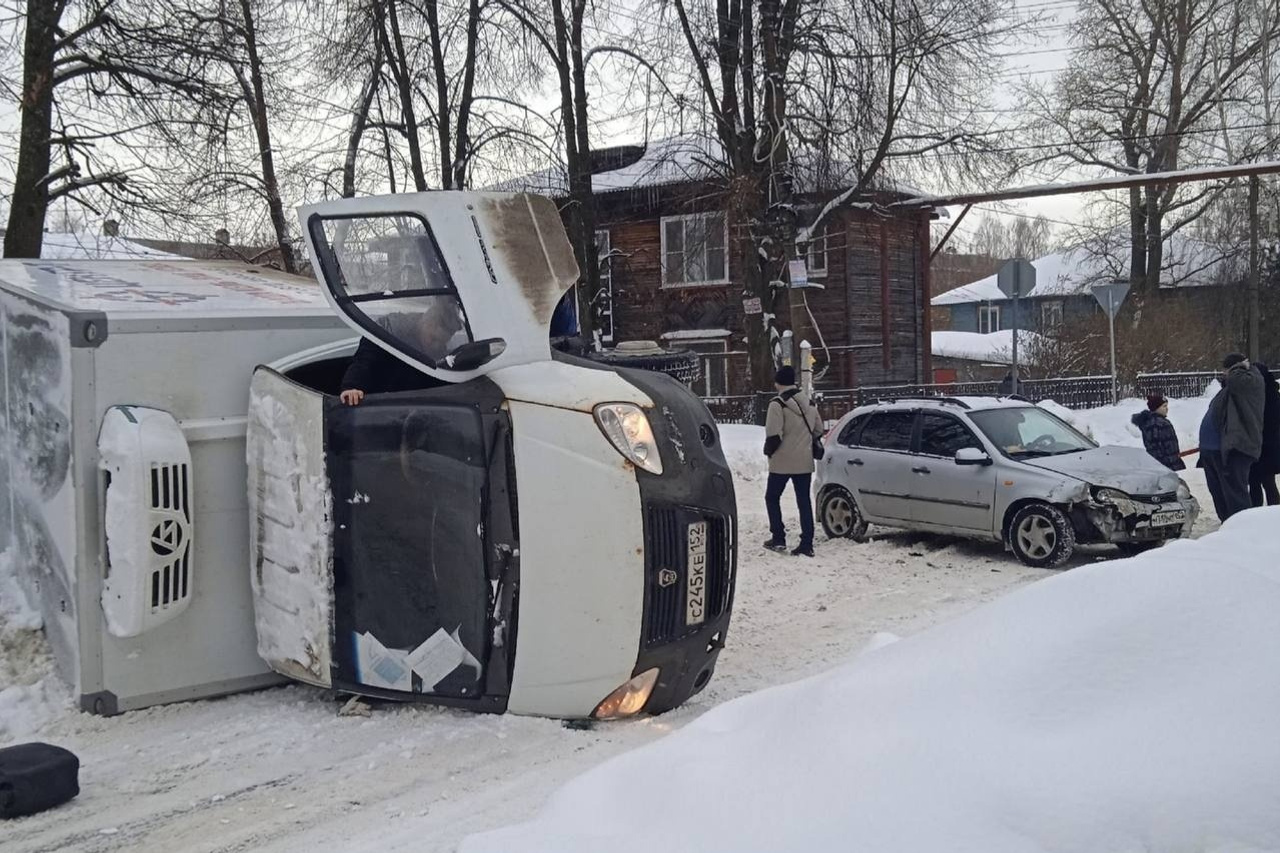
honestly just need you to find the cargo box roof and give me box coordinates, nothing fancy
[0,259,334,319]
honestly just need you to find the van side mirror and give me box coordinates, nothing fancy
[955,447,992,466]
[442,338,506,371]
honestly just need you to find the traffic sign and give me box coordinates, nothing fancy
[1090,282,1130,319]
[997,258,1036,299]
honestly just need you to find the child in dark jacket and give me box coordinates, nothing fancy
[1132,393,1186,471]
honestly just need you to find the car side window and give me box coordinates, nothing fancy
[858,411,915,452]
[918,413,982,457]
[837,414,868,446]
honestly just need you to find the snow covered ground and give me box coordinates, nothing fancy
[0,394,1229,852]
[466,506,1280,853]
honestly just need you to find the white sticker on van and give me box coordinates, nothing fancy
[406,628,468,688]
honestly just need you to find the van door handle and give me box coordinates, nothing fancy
[911,466,931,474]
[847,458,864,466]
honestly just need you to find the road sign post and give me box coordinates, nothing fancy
[997,258,1037,396]
[1090,281,1131,405]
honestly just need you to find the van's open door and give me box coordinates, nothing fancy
[297,192,579,384]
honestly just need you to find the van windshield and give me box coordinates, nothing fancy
[968,406,1096,459]
[310,214,473,368]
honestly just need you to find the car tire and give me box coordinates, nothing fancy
[1008,503,1075,568]
[1115,541,1163,557]
[820,488,868,541]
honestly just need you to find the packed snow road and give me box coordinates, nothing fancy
[1,416,1219,853]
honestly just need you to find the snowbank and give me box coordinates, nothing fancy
[1042,381,1217,459]
[463,507,1280,853]
[0,548,70,743]
[718,424,768,482]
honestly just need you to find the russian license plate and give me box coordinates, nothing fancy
[686,521,708,626]
[1150,510,1186,527]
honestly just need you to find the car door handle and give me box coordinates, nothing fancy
[847,458,864,466]
[911,466,931,474]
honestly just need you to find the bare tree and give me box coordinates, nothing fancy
[1025,0,1280,293]
[969,213,1055,259]
[3,0,228,257]
[661,0,1014,389]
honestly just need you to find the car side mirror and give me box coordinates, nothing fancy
[955,447,992,466]
[442,337,506,371]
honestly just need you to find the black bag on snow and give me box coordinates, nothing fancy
[0,742,80,818]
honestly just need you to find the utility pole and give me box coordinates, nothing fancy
[1248,176,1260,362]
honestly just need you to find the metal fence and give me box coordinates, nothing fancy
[1134,371,1219,400]
[702,371,1220,426]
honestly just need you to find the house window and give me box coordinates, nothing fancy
[661,212,728,286]
[595,229,614,344]
[803,226,828,278]
[978,304,1001,334]
[1040,299,1063,331]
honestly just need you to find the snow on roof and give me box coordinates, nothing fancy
[464,507,1280,853]
[1,231,191,261]
[931,232,1245,306]
[0,259,329,315]
[660,328,732,340]
[492,135,931,201]
[931,329,1044,365]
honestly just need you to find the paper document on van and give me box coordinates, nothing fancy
[406,628,469,688]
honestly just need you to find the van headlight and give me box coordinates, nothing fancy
[1092,486,1138,516]
[594,403,663,475]
[592,668,660,719]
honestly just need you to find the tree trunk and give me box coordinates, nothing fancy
[4,0,63,259]
[381,0,428,191]
[569,0,600,345]
[550,0,593,342]
[451,0,482,189]
[425,0,453,189]
[342,55,381,199]
[239,0,296,273]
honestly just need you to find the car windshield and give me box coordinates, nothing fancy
[967,406,1096,459]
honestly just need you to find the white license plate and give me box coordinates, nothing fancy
[1150,510,1186,527]
[686,521,708,626]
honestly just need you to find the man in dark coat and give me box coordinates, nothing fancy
[1132,393,1185,471]
[1249,361,1280,506]
[340,305,465,405]
[1199,352,1265,521]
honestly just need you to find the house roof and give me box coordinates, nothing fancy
[931,232,1244,306]
[490,135,930,201]
[931,329,1044,365]
[1,230,190,261]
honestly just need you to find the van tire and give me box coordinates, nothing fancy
[1008,503,1075,568]
[819,488,868,541]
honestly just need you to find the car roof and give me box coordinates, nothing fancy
[844,396,1035,418]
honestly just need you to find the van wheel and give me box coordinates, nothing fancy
[820,489,868,541]
[1008,503,1075,568]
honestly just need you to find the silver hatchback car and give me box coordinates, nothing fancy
[815,397,1199,567]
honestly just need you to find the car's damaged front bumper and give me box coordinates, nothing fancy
[1071,487,1200,545]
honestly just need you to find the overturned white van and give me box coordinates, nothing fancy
[1,192,738,721]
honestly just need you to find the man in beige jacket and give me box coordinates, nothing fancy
[763,366,822,557]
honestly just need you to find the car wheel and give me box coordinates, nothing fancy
[1115,541,1163,557]
[1008,503,1075,568]
[820,488,868,541]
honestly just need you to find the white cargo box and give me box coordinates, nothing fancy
[0,259,350,713]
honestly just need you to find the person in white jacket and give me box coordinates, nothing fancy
[762,366,822,557]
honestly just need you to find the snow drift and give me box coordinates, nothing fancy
[463,507,1280,853]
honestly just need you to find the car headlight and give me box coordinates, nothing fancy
[595,403,663,475]
[1176,479,1192,501]
[592,668,660,720]
[1093,486,1139,516]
